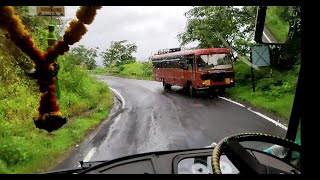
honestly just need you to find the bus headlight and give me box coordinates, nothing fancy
[203,80,211,86]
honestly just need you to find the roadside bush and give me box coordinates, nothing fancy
[0,138,32,167]
[233,61,252,84]
[256,77,296,101]
[0,159,9,173]
[118,66,124,71]
[141,62,153,78]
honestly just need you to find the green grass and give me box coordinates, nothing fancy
[265,6,291,43]
[227,85,294,120]
[92,62,154,81]
[0,99,112,174]
[226,60,299,121]
[0,54,113,174]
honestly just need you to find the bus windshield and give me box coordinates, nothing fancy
[197,53,232,70]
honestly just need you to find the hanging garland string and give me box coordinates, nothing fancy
[0,6,102,132]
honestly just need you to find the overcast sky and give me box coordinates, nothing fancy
[61,6,198,66]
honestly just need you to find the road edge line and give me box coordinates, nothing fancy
[218,96,287,131]
[247,108,288,131]
[110,88,126,108]
[218,96,245,107]
[83,147,97,162]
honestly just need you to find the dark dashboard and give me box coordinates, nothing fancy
[48,147,299,174]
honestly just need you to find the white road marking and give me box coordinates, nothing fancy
[263,31,272,43]
[77,115,122,168]
[114,113,121,124]
[110,88,126,108]
[218,96,287,131]
[218,96,245,107]
[247,108,287,131]
[83,147,97,162]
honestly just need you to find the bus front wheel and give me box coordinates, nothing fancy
[163,81,171,91]
[218,88,226,96]
[189,83,197,97]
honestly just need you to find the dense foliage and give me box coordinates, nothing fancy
[178,6,257,56]
[178,6,301,69]
[101,40,137,67]
[69,45,98,70]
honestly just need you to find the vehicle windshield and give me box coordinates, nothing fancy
[0,5,301,174]
[197,54,232,70]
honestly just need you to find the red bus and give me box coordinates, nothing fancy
[151,48,235,96]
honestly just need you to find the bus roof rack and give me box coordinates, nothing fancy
[157,48,181,55]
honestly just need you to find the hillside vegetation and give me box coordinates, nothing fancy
[226,60,299,120]
[0,7,113,173]
[93,62,154,81]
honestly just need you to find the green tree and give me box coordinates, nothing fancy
[101,40,137,67]
[69,45,98,70]
[178,6,257,56]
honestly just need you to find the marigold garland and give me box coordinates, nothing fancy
[0,6,102,132]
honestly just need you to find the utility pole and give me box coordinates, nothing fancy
[250,49,255,92]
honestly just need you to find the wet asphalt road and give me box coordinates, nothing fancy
[54,75,287,170]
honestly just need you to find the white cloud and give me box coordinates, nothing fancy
[61,6,194,66]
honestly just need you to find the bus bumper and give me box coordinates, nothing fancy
[197,84,235,91]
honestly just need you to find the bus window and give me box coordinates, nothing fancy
[179,60,185,69]
[176,61,180,68]
[197,54,232,70]
[172,61,178,68]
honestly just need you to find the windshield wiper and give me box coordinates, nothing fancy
[79,160,109,169]
[45,160,110,174]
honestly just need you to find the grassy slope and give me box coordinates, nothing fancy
[0,37,113,173]
[93,62,154,81]
[227,85,294,119]
[226,61,299,120]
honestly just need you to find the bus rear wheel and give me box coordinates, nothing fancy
[163,81,171,91]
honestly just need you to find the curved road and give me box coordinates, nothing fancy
[55,75,287,170]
